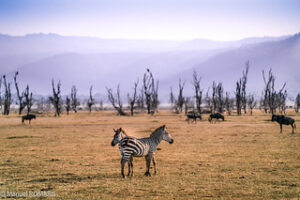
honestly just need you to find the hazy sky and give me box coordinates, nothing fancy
[0,0,299,40]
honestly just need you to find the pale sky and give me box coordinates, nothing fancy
[0,0,299,40]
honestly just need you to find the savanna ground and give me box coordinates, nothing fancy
[0,110,300,199]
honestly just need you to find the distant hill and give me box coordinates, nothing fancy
[0,32,298,103]
[163,33,300,99]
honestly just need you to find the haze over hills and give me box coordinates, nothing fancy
[0,32,299,102]
[165,33,300,99]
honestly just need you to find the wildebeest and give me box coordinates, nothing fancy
[209,113,224,123]
[22,114,36,124]
[271,114,296,134]
[186,111,202,123]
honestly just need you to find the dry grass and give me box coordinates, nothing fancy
[0,110,300,199]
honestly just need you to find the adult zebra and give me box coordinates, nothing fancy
[111,125,174,178]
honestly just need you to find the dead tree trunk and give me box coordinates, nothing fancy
[192,70,202,115]
[247,94,256,115]
[224,92,233,115]
[205,88,213,114]
[212,81,217,113]
[0,76,2,111]
[176,79,185,113]
[65,96,71,115]
[14,71,26,115]
[216,82,224,113]
[262,69,284,115]
[128,80,139,116]
[71,85,79,113]
[143,69,159,114]
[49,79,62,117]
[24,85,33,114]
[241,61,249,114]
[136,87,145,112]
[87,86,94,112]
[277,85,287,114]
[106,85,126,116]
[236,79,242,115]
[295,94,300,113]
[3,75,12,115]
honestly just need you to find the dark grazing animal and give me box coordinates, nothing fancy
[22,114,36,124]
[186,111,202,123]
[209,113,224,123]
[271,114,296,134]
[111,125,174,178]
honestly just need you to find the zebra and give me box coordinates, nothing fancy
[111,125,174,178]
[111,128,136,177]
[209,113,224,123]
[271,114,296,134]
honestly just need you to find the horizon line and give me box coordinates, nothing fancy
[0,31,297,42]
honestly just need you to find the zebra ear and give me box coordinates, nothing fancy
[113,128,116,132]
[162,125,166,130]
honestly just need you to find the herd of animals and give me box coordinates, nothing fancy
[19,111,296,178]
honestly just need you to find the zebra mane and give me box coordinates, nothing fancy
[150,125,166,137]
[120,128,128,136]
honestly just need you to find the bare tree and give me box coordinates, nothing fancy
[49,79,62,117]
[277,85,287,114]
[169,87,175,110]
[224,92,233,115]
[128,79,139,116]
[247,94,257,115]
[143,69,159,114]
[184,97,193,115]
[65,96,71,115]
[136,87,145,112]
[14,71,26,115]
[235,79,242,115]
[295,93,300,113]
[241,61,249,114]
[71,85,79,113]
[212,81,217,113]
[262,69,286,115]
[99,99,104,111]
[2,75,12,115]
[205,88,213,113]
[192,70,203,115]
[87,86,95,112]
[106,85,126,116]
[0,76,2,110]
[216,82,224,113]
[24,85,33,114]
[176,79,185,113]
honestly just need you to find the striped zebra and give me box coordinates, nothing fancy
[111,125,174,178]
[111,128,135,176]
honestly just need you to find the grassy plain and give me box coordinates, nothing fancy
[0,110,300,199]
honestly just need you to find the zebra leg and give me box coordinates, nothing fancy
[127,160,131,176]
[152,157,157,175]
[121,158,127,178]
[144,154,152,177]
[280,124,282,133]
[129,156,134,176]
[291,124,294,134]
